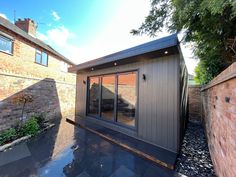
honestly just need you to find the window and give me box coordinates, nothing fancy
[60,61,68,72]
[87,71,137,128]
[35,50,48,66]
[0,35,13,54]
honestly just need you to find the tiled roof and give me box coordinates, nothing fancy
[0,16,75,65]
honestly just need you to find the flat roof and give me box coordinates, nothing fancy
[69,33,179,73]
[0,16,75,65]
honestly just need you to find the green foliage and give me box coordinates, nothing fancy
[19,118,39,136]
[0,128,17,145]
[131,0,236,84]
[31,114,45,127]
[0,116,42,146]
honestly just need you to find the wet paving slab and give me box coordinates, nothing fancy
[0,120,183,177]
[77,119,177,167]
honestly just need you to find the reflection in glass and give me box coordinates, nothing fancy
[35,52,41,63]
[88,77,100,116]
[101,75,115,121]
[41,52,48,66]
[117,72,136,127]
[0,36,12,53]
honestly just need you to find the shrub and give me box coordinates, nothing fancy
[0,117,42,146]
[12,93,33,124]
[19,118,39,136]
[31,114,45,127]
[0,128,17,145]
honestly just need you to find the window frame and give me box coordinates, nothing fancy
[0,34,14,55]
[35,49,48,66]
[86,70,139,130]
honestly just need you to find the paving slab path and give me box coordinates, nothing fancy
[0,119,183,177]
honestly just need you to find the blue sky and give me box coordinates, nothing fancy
[0,0,198,74]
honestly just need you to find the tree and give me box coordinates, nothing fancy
[12,93,33,124]
[131,0,236,84]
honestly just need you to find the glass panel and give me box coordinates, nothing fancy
[35,51,41,63]
[41,52,48,66]
[117,72,136,127]
[88,77,100,116]
[0,36,12,54]
[101,75,115,121]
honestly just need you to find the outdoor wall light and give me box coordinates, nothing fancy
[142,74,146,81]
[114,62,117,66]
[83,80,86,84]
[164,51,168,54]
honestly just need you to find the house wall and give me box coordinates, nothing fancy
[0,26,76,131]
[75,54,181,153]
[201,62,236,177]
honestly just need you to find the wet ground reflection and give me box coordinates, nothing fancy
[0,120,179,177]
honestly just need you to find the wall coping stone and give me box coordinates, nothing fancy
[188,85,201,88]
[201,62,236,91]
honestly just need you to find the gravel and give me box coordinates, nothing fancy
[175,121,216,177]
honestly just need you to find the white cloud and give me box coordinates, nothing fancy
[0,13,7,19]
[37,0,197,74]
[51,11,60,21]
[75,0,197,74]
[37,26,80,64]
[37,32,48,42]
[72,0,157,63]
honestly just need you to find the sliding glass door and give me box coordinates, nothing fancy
[87,71,137,128]
[101,75,116,121]
[88,77,100,117]
[117,72,137,127]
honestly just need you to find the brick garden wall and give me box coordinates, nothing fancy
[188,85,201,122]
[0,26,76,131]
[201,62,236,177]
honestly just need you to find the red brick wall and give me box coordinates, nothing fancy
[188,85,201,122]
[201,62,236,177]
[0,26,76,131]
[15,18,36,36]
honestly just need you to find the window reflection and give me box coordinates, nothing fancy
[35,50,48,66]
[41,52,48,66]
[101,75,115,121]
[87,71,137,127]
[0,35,13,54]
[117,72,136,127]
[88,77,100,116]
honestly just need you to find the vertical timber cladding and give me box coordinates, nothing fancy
[76,54,180,153]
